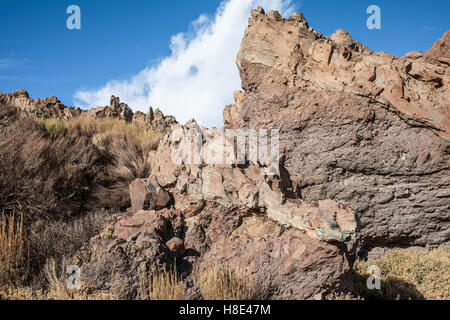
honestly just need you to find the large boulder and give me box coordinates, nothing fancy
[224,9,450,253]
[185,203,353,300]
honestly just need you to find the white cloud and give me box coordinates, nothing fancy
[0,58,28,69]
[74,0,297,128]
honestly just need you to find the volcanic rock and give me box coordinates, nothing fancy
[224,9,450,251]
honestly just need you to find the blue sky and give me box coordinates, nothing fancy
[0,0,448,126]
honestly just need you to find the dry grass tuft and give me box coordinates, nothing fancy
[139,266,184,300]
[41,258,118,300]
[0,213,26,287]
[67,117,163,142]
[196,265,255,300]
[39,118,67,139]
[353,246,450,300]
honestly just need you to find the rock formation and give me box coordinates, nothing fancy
[43,8,450,299]
[1,7,449,300]
[0,89,83,120]
[79,120,357,299]
[224,7,450,253]
[0,90,176,133]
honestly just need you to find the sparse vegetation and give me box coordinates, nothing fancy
[1,257,118,300]
[139,266,184,300]
[196,265,256,300]
[1,104,162,221]
[352,247,450,300]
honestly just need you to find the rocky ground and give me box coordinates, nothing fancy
[0,8,449,300]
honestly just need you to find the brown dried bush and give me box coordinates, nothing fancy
[139,266,184,300]
[0,213,26,288]
[0,103,162,220]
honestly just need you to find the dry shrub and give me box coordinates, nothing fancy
[87,118,162,209]
[139,266,184,300]
[0,103,162,220]
[67,117,162,142]
[0,110,101,220]
[353,246,450,300]
[0,213,26,287]
[0,287,44,300]
[196,265,255,300]
[43,258,117,300]
[27,211,109,281]
[0,258,119,300]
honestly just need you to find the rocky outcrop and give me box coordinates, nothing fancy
[192,205,353,300]
[133,107,177,134]
[0,90,177,133]
[228,7,449,140]
[79,120,356,299]
[0,89,83,120]
[83,95,133,123]
[7,7,448,300]
[149,120,357,242]
[76,210,175,299]
[427,30,450,59]
[224,7,450,251]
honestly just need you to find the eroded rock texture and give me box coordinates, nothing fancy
[79,120,356,299]
[224,7,450,251]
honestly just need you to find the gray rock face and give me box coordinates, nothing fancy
[225,10,450,252]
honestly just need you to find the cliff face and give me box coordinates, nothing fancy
[225,7,450,251]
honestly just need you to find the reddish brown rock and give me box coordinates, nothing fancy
[189,204,353,299]
[165,237,185,258]
[113,210,169,240]
[129,178,170,214]
[225,9,450,250]
[427,30,450,59]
